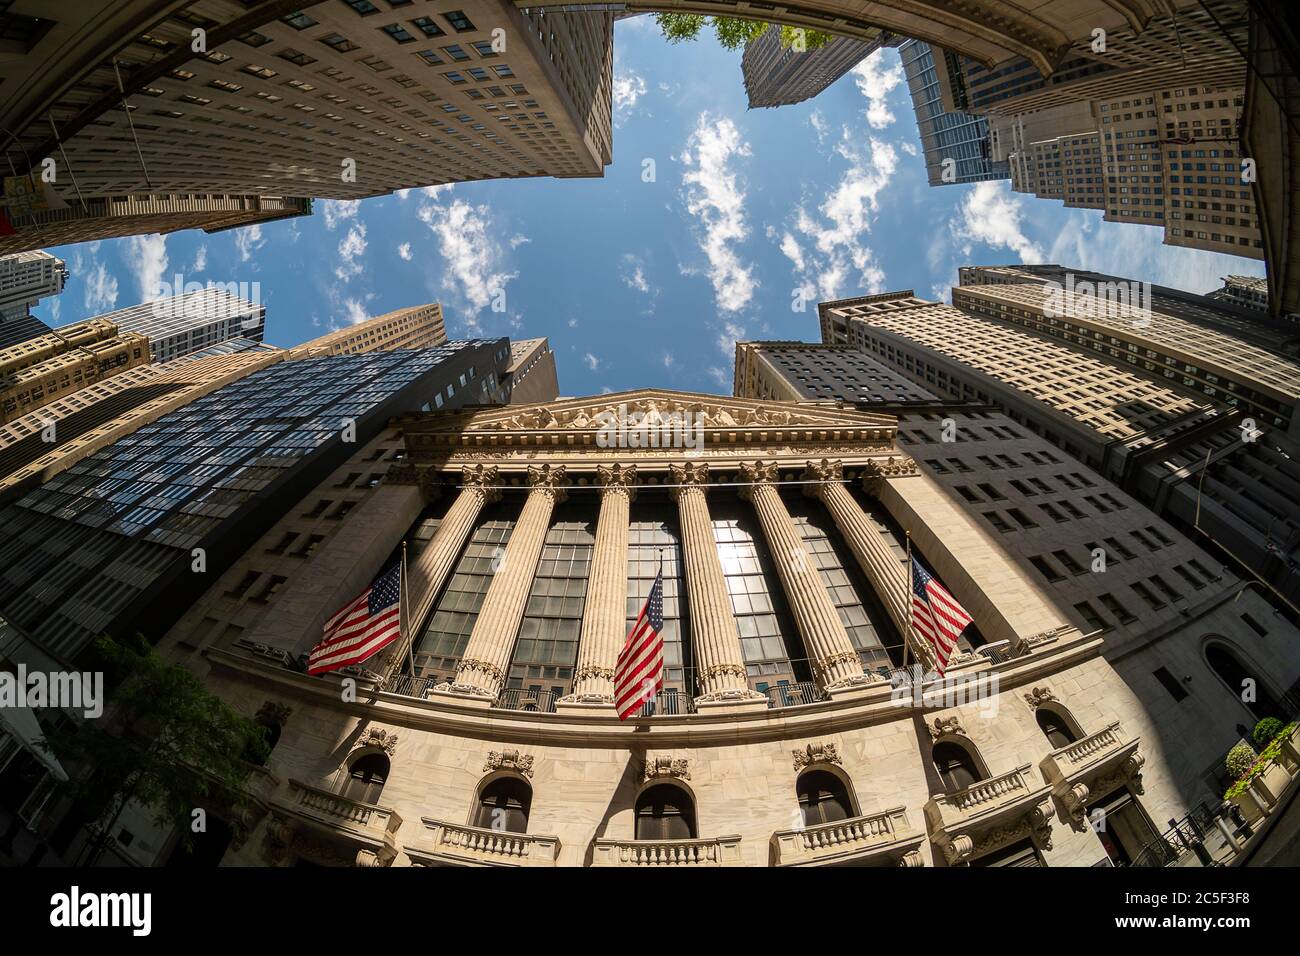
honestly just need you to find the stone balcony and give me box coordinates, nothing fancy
[591,834,743,866]
[770,806,925,867]
[265,780,403,867]
[1039,722,1144,825]
[924,764,1055,865]
[405,818,560,867]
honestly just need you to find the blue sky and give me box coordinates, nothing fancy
[33,19,1267,397]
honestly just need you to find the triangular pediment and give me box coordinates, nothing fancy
[401,388,898,435]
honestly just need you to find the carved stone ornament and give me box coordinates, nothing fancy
[792,742,841,771]
[353,726,399,757]
[461,463,503,503]
[929,715,966,740]
[861,456,920,491]
[527,463,568,501]
[484,749,535,778]
[596,463,637,499]
[464,397,850,433]
[1023,686,1057,709]
[643,754,690,782]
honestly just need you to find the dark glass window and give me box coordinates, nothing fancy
[797,770,852,826]
[932,741,981,792]
[635,785,696,840]
[340,752,388,804]
[1036,709,1077,748]
[628,505,691,695]
[474,777,531,832]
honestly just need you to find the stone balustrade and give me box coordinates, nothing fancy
[285,779,402,845]
[770,806,924,866]
[925,764,1054,865]
[591,834,743,866]
[1039,722,1145,825]
[405,818,560,867]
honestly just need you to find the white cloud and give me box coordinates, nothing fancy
[335,223,368,281]
[84,261,118,312]
[808,110,829,147]
[1047,211,1266,294]
[583,352,601,371]
[509,233,530,249]
[850,51,904,130]
[663,352,675,368]
[321,199,361,230]
[678,113,757,314]
[567,318,578,328]
[778,131,898,301]
[233,223,265,262]
[192,244,207,272]
[706,366,729,389]
[422,183,454,198]
[123,234,168,301]
[620,254,652,294]
[397,241,413,261]
[418,196,517,316]
[950,180,1045,263]
[342,297,369,325]
[613,70,647,126]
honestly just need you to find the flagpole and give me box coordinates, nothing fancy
[903,532,912,670]
[402,541,415,679]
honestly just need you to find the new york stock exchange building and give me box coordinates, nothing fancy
[130,391,1299,868]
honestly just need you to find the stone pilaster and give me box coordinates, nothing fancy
[404,464,502,640]
[436,464,567,702]
[670,463,766,711]
[739,461,871,695]
[559,464,636,709]
[804,459,936,671]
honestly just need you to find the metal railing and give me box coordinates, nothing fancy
[1126,801,1237,868]
[762,681,827,709]
[638,689,692,717]
[494,688,558,714]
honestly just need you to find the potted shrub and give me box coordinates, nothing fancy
[1225,723,1298,819]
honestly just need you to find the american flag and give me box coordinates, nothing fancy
[614,568,664,720]
[910,557,973,676]
[308,564,402,675]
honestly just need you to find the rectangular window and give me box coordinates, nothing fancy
[1153,666,1189,702]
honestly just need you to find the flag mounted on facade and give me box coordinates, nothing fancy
[308,563,402,676]
[614,568,665,720]
[910,557,973,676]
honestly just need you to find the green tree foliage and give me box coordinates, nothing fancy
[40,635,270,860]
[653,14,833,51]
[1225,740,1257,779]
[1252,717,1284,749]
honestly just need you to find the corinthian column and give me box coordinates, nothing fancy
[406,464,502,636]
[803,459,936,671]
[559,464,636,708]
[438,464,567,701]
[739,461,871,694]
[670,463,766,710]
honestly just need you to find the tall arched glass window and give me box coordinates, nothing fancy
[1036,709,1077,748]
[473,777,532,833]
[1205,642,1284,721]
[635,784,696,840]
[340,752,389,805]
[628,503,691,697]
[796,770,853,827]
[932,741,982,792]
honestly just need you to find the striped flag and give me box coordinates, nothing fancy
[910,557,973,676]
[614,568,665,720]
[308,564,402,675]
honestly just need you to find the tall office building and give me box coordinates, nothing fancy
[809,274,1300,610]
[0,317,150,425]
[502,337,559,404]
[0,251,66,322]
[1208,274,1271,313]
[289,303,447,358]
[899,40,1009,186]
[0,193,312,258]
[1,0,613,214]
[740,27,890,109]
[0,336,513,670]
[84,286,265,364]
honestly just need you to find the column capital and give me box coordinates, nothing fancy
[861,455,920,493]
[669,461,710,500]
[738,460,780,501]
[461,463,503,503]
[596,463,637,501]
[802,458,844,497]
[527,463,569,503]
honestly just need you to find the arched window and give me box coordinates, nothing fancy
[1205,642,1284,721]
[796,770,853,827]
[635,784,696,840]
[244,719,281,767]
[340,752,388,805]
[1036,709,1078,748]
[932,741,982,793]
[473,777,532,833]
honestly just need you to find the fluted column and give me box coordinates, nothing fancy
[406,464,502,636]
[442,464,567,699]
[670,463,765,707]
[562,464,636,705]
[739,461,871,692]
[804,459,936,671]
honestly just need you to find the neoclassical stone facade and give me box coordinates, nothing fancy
[143,390,1299,867]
